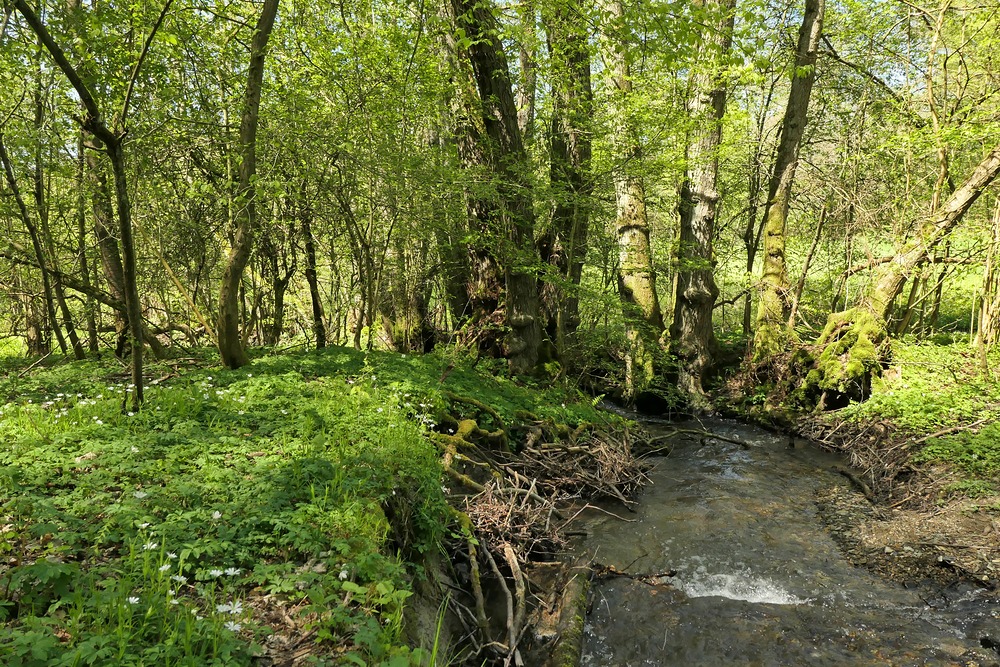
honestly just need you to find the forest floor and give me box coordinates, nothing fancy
[0,345,641,666]
[766,338,1000,599]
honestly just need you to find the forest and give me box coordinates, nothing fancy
[2,0,1000,663]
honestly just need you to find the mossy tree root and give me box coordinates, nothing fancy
[443,391,509,449]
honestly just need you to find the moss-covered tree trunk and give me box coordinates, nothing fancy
[803,144,1000,407]
[444,0,542,374]
[603,0,665,401]
[752,0,824,362]
[670,0,735,408]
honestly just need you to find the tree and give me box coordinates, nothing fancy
[443,0,542,374]
[538,0,593,364]
[217,0,280,368]
[752,0,825,362]
[601,0,665,401]
[671,0,736,407]
[12,0,169,409]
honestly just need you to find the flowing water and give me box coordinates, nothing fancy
[578,418,1000,666]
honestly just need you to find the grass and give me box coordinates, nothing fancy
[0,345,610,666]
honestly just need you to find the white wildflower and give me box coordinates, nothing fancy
[134,491,148,499]
[224,567,241,576]
[159,564,171,572]
[211,511,222,520]
[209,569,224,578]
[339,569,349,581]
[127,596,140,605]
[143,541,158,551]
[224,621,242,632]
[171,575,187,584]
[166,552,177,560]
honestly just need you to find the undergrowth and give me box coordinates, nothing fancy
[838,339,1000,500]
[0,345,608,665]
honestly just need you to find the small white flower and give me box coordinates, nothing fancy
[281,409,288,414]
[339,569,349,581]
[224,621,242,632]
[209,569,224,578]
[166,552,177,560]
[224,567,241,576]
[127,412,135,417]
[211,511,222,520]
[127,596,140,605]
[139,522,150,529]
[171,575,187,584]
[159,564,171,572]
[377,407,383,413]
[170,598,179,605]
[134,491,148,499]
[95,419,103,425]
[131,446,139,453]
[143,541,158,551]
[216,600,243,614]
[247,373,252,378]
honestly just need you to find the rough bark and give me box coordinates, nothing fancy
[752,0,824,363]
[538,1,593,364]
[670,0,734,407]
[446,0,542,374]
[217,0,279,369]
[603,0,664,400]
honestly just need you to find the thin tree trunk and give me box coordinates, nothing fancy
[0,131,58,354]
[752,0,824,362]
[671,0,735,406]
[786,201,826,329]
[77,138,98,352]
[217,0,279,368]
[16,0,146,408]
[300,201,327,349]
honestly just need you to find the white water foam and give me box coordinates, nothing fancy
[678,571,812,605]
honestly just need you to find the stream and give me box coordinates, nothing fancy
[578,418,1000,666]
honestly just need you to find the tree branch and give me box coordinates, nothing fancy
[120,0,175,128]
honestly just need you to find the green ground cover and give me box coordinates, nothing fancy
[0,346,606,666]
[840,338,1000,499]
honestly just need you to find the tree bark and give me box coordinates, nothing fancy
[603,0,665,400]
[752,0,824,362]
[217,0,279,368]
[446,0,542,374]
[16,0,146,408]
[670,0,735,407]
[802,145,1000,408]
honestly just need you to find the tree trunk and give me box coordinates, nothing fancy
[446,0,542,374]
[603,0,665,400]
[16,0,145,408]
[538,0,593,365]
[217,0,279,368]
[77,136,99,352]
[752,0,824,362]
[670,0,735,407]
[0,131,60,355]
[300,201,327,349]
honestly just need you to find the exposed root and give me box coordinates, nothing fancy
[436,408,646,665]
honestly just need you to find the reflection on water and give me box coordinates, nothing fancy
[578,418,999,666]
